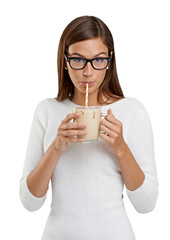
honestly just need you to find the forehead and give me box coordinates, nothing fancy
[68,38,108,57]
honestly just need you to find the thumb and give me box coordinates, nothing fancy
[108,108,112,115]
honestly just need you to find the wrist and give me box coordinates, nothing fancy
[51,140,63,155]
[114,142,130,159]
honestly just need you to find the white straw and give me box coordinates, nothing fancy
[85,83,88,106]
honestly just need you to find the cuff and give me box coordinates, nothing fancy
[19,173,47,212]
[126,174,159,213]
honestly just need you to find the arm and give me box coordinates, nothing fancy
[20,100,85,212]
[19,100,62,211]
[124,104,159,213]
[27,141,62,198]
[100,102,159,213]
[114,144,145,191]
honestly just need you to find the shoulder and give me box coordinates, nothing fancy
[105,96,149,116]
[35,97,65,111]
[107,95,145,109]
[32,98,64,127]
[125,97,148,113]
[125,97,152,125]
[34,98,53,113]
[125,97,145,107]
[34,97,69,118]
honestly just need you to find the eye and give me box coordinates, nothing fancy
[72,58,84,63]
[94,58,105,63]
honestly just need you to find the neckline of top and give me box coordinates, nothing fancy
[65,97,128,107]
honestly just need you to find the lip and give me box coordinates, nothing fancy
[81,81,95,87]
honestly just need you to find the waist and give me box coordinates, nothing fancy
[42,206,135,240]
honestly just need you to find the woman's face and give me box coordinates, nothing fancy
[66,38,109,99]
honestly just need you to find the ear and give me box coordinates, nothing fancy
[64,56,68,70]
[106,51,113,70]
[64,62,67,70]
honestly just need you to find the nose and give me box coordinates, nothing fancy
[83,62,93,77]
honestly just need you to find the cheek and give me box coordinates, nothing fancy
[67,68,81,82]
[96,70,107,83]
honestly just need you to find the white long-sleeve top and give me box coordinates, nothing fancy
[20,97,159,240]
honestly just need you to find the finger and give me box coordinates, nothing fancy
[67,136,84,143]
[100,124,118,137]
[100,131,116,143]
[63,129,87,137]
[62,135,84,143]
[105,114,122,126]
[108,108,112,115]
[62,112,81,124]
[100,131,111,141]
[101,118,119,133]
[61,122,87,130]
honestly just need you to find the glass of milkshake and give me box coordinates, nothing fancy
[72,106,107,143]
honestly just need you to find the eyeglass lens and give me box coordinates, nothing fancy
[70,58,109,69]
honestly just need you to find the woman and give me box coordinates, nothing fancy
[20,16,159,239]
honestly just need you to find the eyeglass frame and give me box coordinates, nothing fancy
[64,54,112,70]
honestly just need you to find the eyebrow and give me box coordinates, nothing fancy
[68,52,107,58]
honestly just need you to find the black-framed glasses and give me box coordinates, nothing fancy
[64,54,112,70]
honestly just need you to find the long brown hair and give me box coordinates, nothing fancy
[55,15,124,104]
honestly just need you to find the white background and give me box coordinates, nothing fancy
[0,0,169,239]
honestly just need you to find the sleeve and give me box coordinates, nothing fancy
[19,100,47,212]
[125,101,159,213]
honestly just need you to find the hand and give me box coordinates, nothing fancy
[99,108,127,156]
[53,112,87,153]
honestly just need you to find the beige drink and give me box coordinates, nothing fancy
[72,106,106,143]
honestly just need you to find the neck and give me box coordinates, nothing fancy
[69,93,110,106]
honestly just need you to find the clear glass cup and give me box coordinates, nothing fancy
[72,106,107,143]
